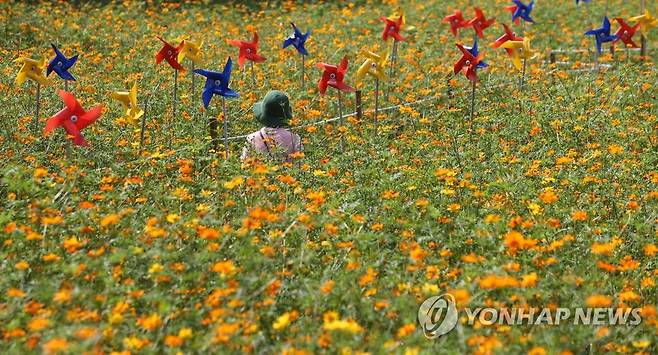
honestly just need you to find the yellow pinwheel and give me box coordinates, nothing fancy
[15,57,49,85]
[178,39,204,64]
[500,37,536,70]
[356,50,389,83]
[631,9,658,35]
[111,82,144,127]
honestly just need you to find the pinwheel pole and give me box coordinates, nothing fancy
[374,78,380,133]
[139,93,150,155]
[221,97,229,159]
[190,60,196,97]
[250,61,256,85]
[301,54,306,89]
[469,79,476,121]
[34,82,41,129]
[173,69,179,117]
[640,0,647,59]
[386,39,399,101]
[337,90,345,152]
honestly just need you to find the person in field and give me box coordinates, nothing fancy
[241,90,303,162]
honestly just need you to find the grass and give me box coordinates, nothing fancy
[0,0,657,353]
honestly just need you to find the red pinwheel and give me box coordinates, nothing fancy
[443,10,469,36]
[491,24,522,55]
[44,90,102,146]
[228,32,266,69]
[467,7,496,38]
[155,36,185,71]
[316,56,354,95]
[454,40,487,83]
[380,16,406,42]
[613,18,640,48]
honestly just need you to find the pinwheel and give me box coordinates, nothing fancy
[155,36,185,119]
[355,50,389,134]
[317,56,354,151]
[491,24,523,55]
[500,37,536,88]
[15,56,49,128]
[111,81,144,128]
[228,32,266,84]
[630,9,658,58]
[47,44,78,91]
[380,15,406,42]
[505,0,535,25]
[178,39,204,96]
[282,22,311,88]
[380,15,406,101]
[467,7,496,38]
[454,39,487,120]
[193,57,239,158]
[443,10,469,37]
[44,90,102,147]
[585,16,617,54]
[388,7,415,32]
[613,18,640,51]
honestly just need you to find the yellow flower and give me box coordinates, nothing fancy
[323,319,363,333]
[223,176,244,189]
[273,312,292,331]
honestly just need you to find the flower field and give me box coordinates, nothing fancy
[1,0,657,353]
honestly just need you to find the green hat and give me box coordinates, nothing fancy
[253,90,293,128]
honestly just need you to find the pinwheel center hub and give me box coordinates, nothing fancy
[57,61,63,67]
[70,115,78,123]
[389,25,395,32]
[465,60,471,66]
[167,50,172,56]
[214,80,221,86]
[329,73,336,79]
[246,48,252,53]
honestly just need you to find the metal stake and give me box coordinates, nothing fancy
[173,69,178,117]
[470,80,476,121]
[190,59,196,97]
[374,78,380,134]
[250,61,255,85]
[301,54,305,89]
[34,82,41,130]
[520,58,527,90]
[338,90,345,152]
[222,96,229,159]
[139,95,149,155]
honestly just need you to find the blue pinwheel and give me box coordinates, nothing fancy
[193,57,239,109]
[585,16,618,53]
[575,0,590,4]
[510,0,535,24]
[282,22,310,56]
[47,44,78,81]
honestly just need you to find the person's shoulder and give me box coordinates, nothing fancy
[246,130,262,141]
